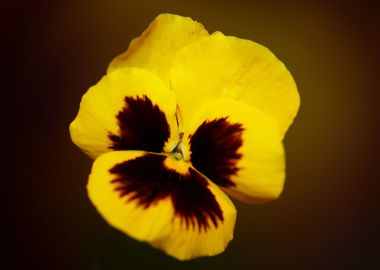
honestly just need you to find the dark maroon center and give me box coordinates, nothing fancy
[107,97,245,230]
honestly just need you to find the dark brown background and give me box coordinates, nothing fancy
[3,0,379,269]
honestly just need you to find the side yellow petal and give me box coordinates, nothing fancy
[182,99,285,203]
[69,67,179,159]
[108,13,209,85]
[88,151,236,260]
[171,31,300,138]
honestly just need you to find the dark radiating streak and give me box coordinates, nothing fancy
[109,154,224,232]
[190,117,244,188]
[108,95,170,153]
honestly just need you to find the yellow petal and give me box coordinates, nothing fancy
[88,150,236,260]
[108,13,209,85]
[171,31,300,138]
[69,68,179,159]
[181,99,285,203]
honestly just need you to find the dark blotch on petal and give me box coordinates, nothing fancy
[109,95,170,152]
[110,154,223,232]
[190,117,244,188]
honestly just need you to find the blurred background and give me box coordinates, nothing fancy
[3,0,379,269]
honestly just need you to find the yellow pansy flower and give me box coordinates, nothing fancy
[70,13,300,260]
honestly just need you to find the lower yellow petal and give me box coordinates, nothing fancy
[88,150,236,260]
[182,99,285,203]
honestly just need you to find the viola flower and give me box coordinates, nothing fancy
[70,14,300,260]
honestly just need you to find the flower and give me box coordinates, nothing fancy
[69,13,300,260]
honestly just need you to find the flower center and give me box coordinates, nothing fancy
[170,136,187,160]
[164,140,191,175]
[171,152,183,161]
[164,152,190,175]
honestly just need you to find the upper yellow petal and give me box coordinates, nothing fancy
[108,13,209,86]
[171,31,300,138]
[88,150,236,260]
[69,67,179,159]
